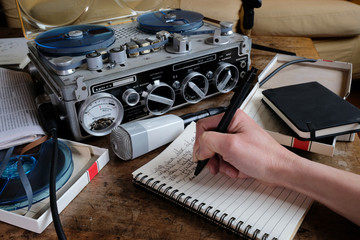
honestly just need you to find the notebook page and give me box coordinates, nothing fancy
[132,122,313,240]
[243,88,292,134]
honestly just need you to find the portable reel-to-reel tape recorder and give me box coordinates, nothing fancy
[22,1,252,141]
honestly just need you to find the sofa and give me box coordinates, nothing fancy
[180,0,360,80]
[2,0,360,79]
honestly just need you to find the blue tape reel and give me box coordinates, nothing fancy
[35,24,115,56]
[137,9,204,34]
[0,140,73,211]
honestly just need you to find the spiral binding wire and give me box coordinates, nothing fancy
[133,172,279,240]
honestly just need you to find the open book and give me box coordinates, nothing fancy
[0,68,45,150]
[132,122,313,240]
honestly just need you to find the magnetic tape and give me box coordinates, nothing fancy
[27,9,252,141]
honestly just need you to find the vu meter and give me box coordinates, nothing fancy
[78,93,124,136]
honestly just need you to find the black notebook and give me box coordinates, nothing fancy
[262,81,360,140]
[132,122,313,240]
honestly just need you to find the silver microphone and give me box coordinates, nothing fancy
[110,115,184,161]
[110,107,226,160]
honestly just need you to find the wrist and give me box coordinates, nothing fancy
[267,147,307,188]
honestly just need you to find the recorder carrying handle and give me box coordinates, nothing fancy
[240,0,296,56]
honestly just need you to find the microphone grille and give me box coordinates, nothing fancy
[110,126,133,161]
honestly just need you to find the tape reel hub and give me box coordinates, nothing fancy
[68,30,83,38]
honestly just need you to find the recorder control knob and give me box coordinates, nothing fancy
[142,80,175,115]
[122,88,140,106]
[213,62,239,93]
[181,72,209,104]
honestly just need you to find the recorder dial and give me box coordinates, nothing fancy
[78,93,124,136]
[181,72,209,103]
[213,62,240,93]
[122,88,140,106]
[142,80,175,115]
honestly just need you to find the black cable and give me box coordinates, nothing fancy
[259,58,317,87]
[49,130,67,240]
[252,43,296,56]
[37,97,66,240]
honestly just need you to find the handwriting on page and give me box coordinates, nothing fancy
[153,137,196,183]
[132,121,314,240]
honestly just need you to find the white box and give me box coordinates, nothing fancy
[241,54,353,156]
[0,139,109,233]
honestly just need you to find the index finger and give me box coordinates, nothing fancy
[193,112,224,162]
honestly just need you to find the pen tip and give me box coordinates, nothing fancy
[194,159,208,176]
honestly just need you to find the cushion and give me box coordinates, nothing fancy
[252,0,360,38]
[180,0,241,29]
[313,36,360,79]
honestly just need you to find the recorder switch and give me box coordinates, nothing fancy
[213,62,240,93]
[181,72,209,103]
[122,89,140,106]
[143,81,175,115]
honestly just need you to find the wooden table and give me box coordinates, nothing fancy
[0,31,359,239]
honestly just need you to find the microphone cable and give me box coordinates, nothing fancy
[37,95,67,240]
[259,58,317,87]
[49,130,66,240]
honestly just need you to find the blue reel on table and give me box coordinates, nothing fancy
[0,139,73,211]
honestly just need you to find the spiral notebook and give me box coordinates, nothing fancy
[132,122,313,240]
